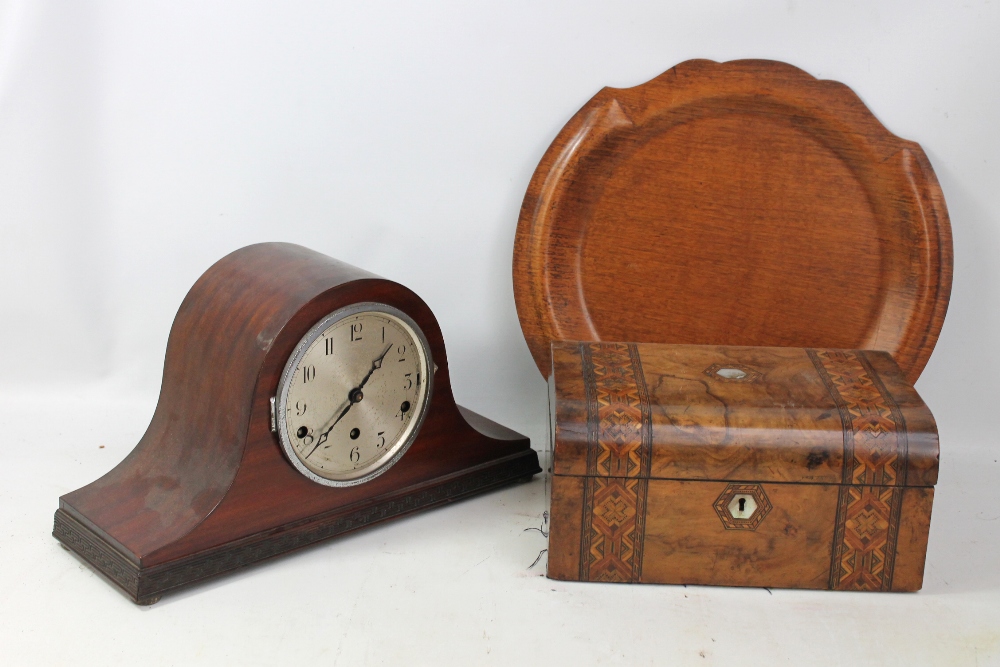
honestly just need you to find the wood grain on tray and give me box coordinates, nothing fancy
[514,59,952,384]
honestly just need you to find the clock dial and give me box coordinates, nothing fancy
[275,303,433,486]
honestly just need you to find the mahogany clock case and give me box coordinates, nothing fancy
[514,59,953,385]
[547,342,937,591]
[53,243,540,604]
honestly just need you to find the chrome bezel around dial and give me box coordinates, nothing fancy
[274,302,434,487]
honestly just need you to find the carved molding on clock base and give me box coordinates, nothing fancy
[55,449,540,604]
[53,510,141,598]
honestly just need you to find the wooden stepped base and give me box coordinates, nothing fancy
[56,448,540,605]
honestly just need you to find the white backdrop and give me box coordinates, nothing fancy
[2,1,999,665]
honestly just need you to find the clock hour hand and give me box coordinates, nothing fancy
[304,398,353,459]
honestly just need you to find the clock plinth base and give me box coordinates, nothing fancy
[52,244,540,604]
[55,439,538,605]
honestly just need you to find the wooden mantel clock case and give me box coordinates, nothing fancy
[53,243,540,604]
[547,342,937,591]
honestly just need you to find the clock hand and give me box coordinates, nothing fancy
[304,399,352,459]
[355,344,394,392]
[303,345,392,460]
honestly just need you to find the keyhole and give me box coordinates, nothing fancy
[726,493,759,523]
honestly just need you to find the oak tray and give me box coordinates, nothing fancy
[513,59,952,384]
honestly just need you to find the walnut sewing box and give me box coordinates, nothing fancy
[547,342,938,591]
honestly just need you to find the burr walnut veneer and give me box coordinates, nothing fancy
[515,59,952,385]
[54,243,539,604]
[547,342,937,591]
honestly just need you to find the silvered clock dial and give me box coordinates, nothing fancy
[273,302,433,486]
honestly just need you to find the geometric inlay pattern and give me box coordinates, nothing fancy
[581,343,653,478]
[808,349,909,591]
[578,343,653,582]
[580,476,649,583]
[829,485,904,591]
[713,483,772,531]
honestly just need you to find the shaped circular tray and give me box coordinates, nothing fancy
[513,59,952,383]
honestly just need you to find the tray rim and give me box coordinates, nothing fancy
[513,58,953,384]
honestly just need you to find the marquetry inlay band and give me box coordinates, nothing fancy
[578,343,652,583]
[809,349,909,591]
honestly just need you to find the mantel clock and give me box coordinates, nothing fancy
[54,243,540,604]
